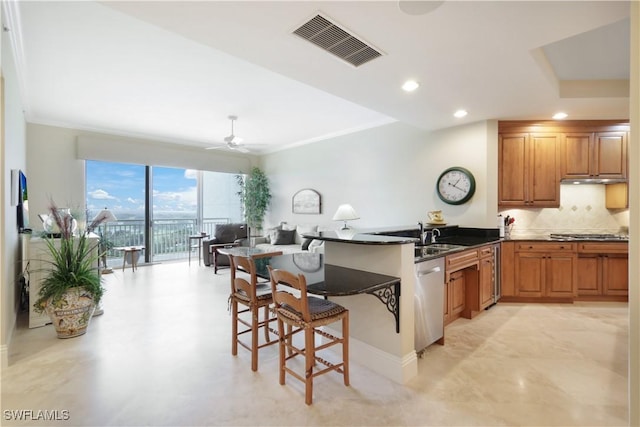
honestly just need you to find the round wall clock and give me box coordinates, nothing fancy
[436,167,476,205]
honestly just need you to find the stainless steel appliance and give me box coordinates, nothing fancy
[414,257,445,354]
[489,244,500,307]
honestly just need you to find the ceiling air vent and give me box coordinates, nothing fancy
[293,14,382,67]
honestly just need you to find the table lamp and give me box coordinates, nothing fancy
[332,204,359,230]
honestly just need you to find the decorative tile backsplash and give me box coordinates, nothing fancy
[499,184,629,238]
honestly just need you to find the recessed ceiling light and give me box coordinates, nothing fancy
[553,112,568,120]
[402,80,420,92]
[454,110,468,118]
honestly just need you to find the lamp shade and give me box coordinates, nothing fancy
[332,204,359,221]
[93,208,117,224]
[88,208,117,233]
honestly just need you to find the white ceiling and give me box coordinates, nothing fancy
[4,1,631,154]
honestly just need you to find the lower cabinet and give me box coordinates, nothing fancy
[444,270,467,325]
[478,246,497,309]
[577,242,628,299]
[513,242,576,300]
[444,244,497,326]
[502,240,627,302]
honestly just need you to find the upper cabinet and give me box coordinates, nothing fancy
[499,121,630,208]
[561,131,627,180]
[498,132,560,207]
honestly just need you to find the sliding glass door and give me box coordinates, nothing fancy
[86,160,243,267]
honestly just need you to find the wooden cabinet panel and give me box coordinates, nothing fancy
[545,255,575,297]
[446,249,479,271]
[577,255,601,295]
[498,133,528,204]
[500,241,516,297]
[450,270,466,317]
[516,242,575,252]
[574,242,627,299]
[562,133,593,178]
[530,134,560,204]
[479,256,494,308]
[515,253,544,297]
[577,242,628,254]
[499,133,559,207]
[595,132,627,178]
[605,183,628,209]
[602,255,628,296]
[560,131,627,180]
[512,242,576,300]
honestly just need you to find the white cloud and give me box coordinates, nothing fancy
[89,189,116,200]
[184,169,198,180]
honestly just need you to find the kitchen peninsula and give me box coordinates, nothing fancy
[301,230,418,384]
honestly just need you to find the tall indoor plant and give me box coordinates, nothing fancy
[236,167,271,236]
[34,202,107,338]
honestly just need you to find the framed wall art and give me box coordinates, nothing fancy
[292,189,321,214]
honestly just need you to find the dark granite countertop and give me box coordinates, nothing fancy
[252,253,401,296]
[301,230,415,245]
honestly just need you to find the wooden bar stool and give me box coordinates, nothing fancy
[268,266,350,405]
[229,254,278,372]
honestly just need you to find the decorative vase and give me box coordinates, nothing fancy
[44,287,97,338]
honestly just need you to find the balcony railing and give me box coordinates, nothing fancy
[102,217,231,266]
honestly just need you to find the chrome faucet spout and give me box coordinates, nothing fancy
[431,228,441,243]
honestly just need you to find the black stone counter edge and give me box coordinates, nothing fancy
[301,231,416,245]
[414,238,502,263]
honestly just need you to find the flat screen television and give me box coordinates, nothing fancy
[17,170,29,232]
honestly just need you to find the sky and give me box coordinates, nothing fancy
[86,161,197,219]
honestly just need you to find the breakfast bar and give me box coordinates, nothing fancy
[301,230,418,383]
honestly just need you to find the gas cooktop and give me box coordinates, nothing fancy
[549,233,628,241]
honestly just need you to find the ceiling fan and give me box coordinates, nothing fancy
[206,115,250,153]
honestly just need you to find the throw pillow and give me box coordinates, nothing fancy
[301,238,313,251]
[296,225,318,243]
[266,225,282,244]
[308,239,324,251]
[273,229,296,245]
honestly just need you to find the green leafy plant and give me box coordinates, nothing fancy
[236,167,271,233]
[34,201,105,313]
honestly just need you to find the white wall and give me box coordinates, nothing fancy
[27,123,256,232]
[1,20,27,369]
[261,120,498,231]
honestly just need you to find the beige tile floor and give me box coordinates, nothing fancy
[2,261,629,426]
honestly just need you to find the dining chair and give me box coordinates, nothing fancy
[268,265,349,405]
[229,254,278,372]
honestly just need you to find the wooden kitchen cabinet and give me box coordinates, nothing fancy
[513,242,576,300]
[444,248,479,326]
[478,246,496,309]
[444,270,466,325]
[561,131,627,180]
[576,242,628,300]
[498,133,560,208]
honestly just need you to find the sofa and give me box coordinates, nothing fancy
[253,223,325,255]
[202,223,248,272]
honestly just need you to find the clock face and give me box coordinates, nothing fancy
[436,167,476,205]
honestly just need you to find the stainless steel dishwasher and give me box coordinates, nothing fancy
[414,256,445,355]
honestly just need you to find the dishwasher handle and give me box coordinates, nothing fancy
[416,266,441,277]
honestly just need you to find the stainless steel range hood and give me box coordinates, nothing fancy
[560,178,627,184]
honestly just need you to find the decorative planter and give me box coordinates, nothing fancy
[44,287,96,338]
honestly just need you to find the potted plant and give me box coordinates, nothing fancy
[236,167,271,237]
[34,202,107,338]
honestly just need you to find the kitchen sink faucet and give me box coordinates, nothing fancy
[431,228,441,243]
